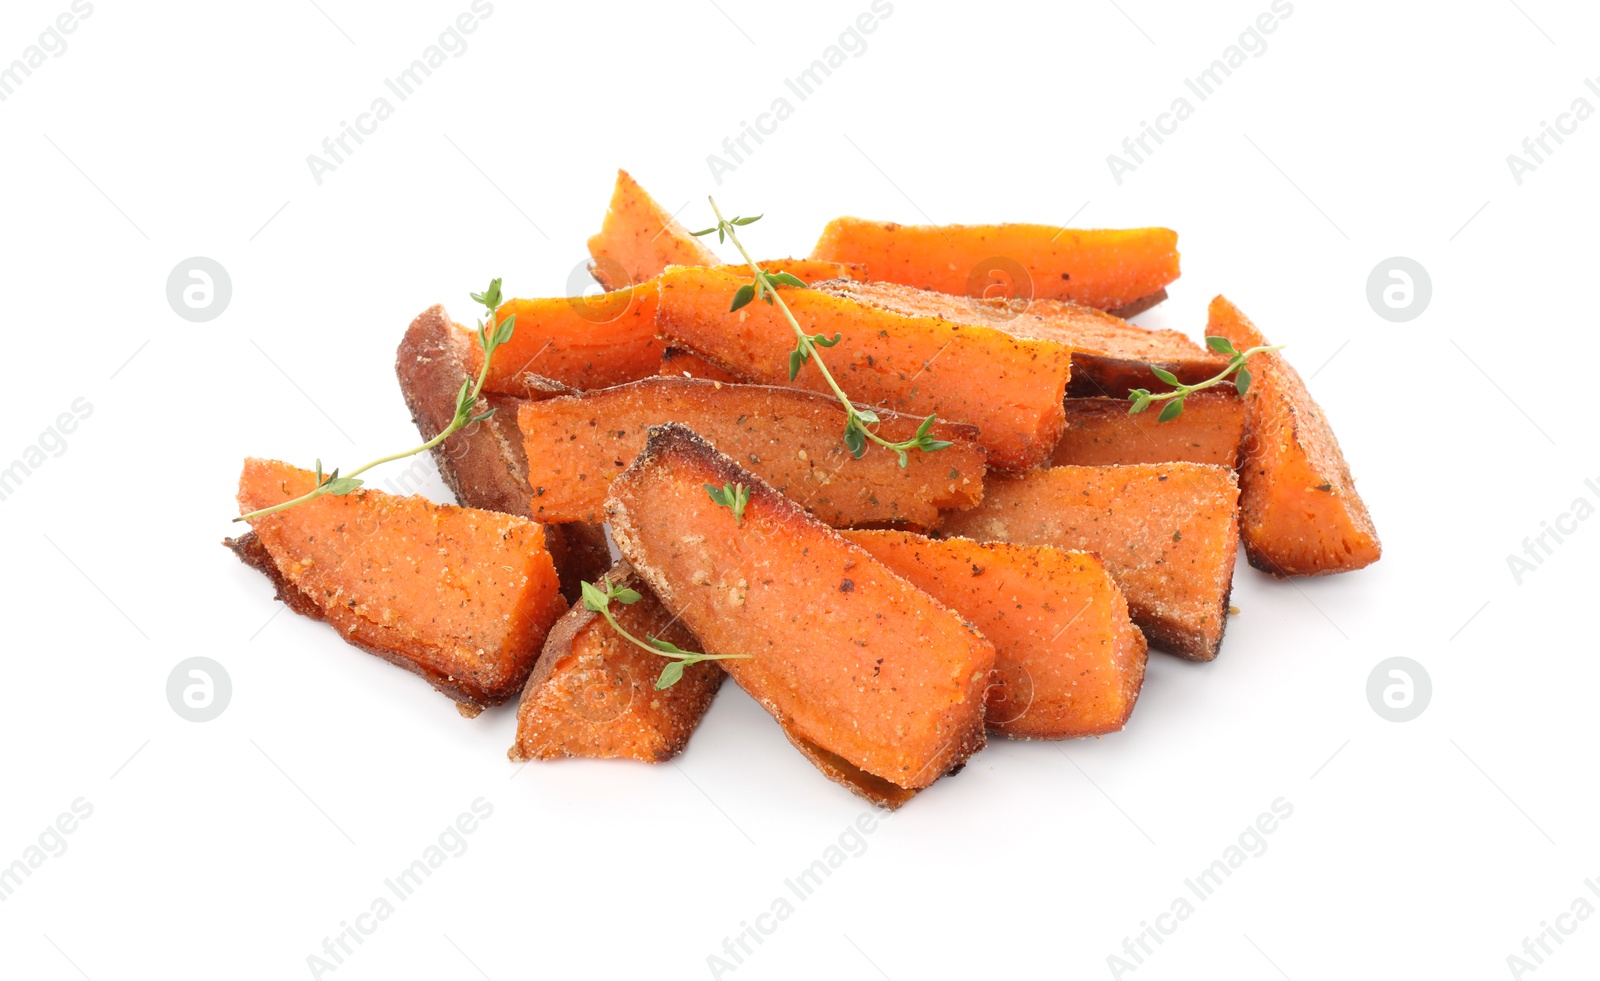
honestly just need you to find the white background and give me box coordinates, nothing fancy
[2,1,1597,978]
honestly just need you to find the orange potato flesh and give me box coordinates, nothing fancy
[235,459,567,705]
[1051,389,1247,467]
[826,279,1227,397]
[517,377,985,528]
[809,217,1180,312]
[1208,296,1381,576]
[586,169,721,290]
[940,463,1240,661]
[841,531,1147,739]
[659,346,747,383]
[474,261,865,396]
[607,424,994,794]
[510,563,724,763]
[654,266,1074,472]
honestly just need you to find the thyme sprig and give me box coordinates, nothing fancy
[690,200,952,468]
[704,481,750,525]
[580,575,749,689]
[1128,336,1285,422]
[234,279,516,522]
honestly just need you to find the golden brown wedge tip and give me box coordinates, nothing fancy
[825,279,1227,397]
[607,423,995,802]
[940,463,1241,661]
[517,376,985,528]
[1208,295,1381,576]
[586,169,721,290]
[841,531,1147,739]
[809,217,1180,313]
[654,266,1074,472]
[1051,389,1247,468]
[395,304,610,601]
[232,459,567,708]
[510,562,724,763]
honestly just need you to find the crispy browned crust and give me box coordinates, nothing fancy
[607,423,990,799]
[1106,289,1169,320]
[395,304,610,600]
[509,561,723,763]
[1065,352,1231,400]
[224,532,514,708]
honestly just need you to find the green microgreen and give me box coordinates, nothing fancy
[580,575,749,689]
[704,481,750,525]
[692,200,952,469]
[1127,336,1284,422]
[234,278,516,522]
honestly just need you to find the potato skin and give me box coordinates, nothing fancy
[395,303,610,601]
[510,562,723,763]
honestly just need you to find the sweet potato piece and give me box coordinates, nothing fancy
[940,464,1240,660]
[517,377,985,528]
[607,424,994,800]
[509,562,723,762]
[475,261,863,396]
[234,459,567,707]
[1208,296,1381,576]
[809,217,1180,313]
[1051,390,1247,467]
[396,305,610,601]
[841,531,1147,739]
[586,169,721,290]
[655,266,1073,472]
[659,346,747,383]
[825,279,1226,397]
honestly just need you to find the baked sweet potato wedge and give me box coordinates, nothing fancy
[659,346,747,383]
[841,531,1147,739]
[509,562,723,762]
[809,217,1180,313]
[822,279,1226,397]
[607,424,994,801]
[395,304,610,600]
[586,169,721,290]
[940,463,1240,660]
[517,377,985,528]
[1208,296,1381,576]
[654,266,1074,472]
[233,459,567,707]
[1051,389,1247,467]
[474,261,864,396]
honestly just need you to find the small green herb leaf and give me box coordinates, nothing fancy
[1206,336,1237,355]
[611,587,643,606]
[1151,367,1181,387]
[1236,367,1252,395]
[705,482,750,525]
[654,661,687,690]
[580,579,610,613]
[731,214,762,226]
[768,271,808,288]
[1158,398,1185,422]
[730,283,756,312]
